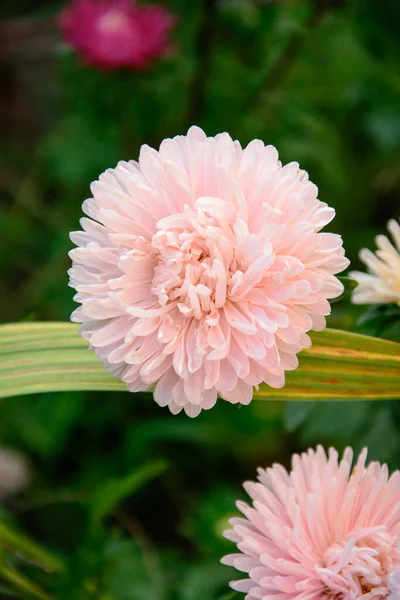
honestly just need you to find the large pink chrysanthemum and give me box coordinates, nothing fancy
[69,127,349,417]
[222,446,400,600]
[59,0,174,70]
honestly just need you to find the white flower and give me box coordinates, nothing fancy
[350,219,400,306]
[0,449,30,500]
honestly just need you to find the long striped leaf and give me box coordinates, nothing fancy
[0,558,52,600]
[0,323,399,400]
[0,522,63,573]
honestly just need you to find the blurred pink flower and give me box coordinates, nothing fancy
[59,0,174,70]
[222,446,400,600]
[69,127,349,417]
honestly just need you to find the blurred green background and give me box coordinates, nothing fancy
[0,0,400,598]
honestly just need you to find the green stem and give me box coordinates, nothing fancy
[186,0,219,127]
[0,522,64,574]
[244,0,340,111]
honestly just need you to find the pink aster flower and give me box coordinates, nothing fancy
[59,0,174,70]
[222,446,400,600]
[68,127,349,417]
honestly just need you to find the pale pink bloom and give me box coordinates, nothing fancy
[59,0,174,70]
[69,127,349,417]
[350,219,400,307]
[222,446,400,600]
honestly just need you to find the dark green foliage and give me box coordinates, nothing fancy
[356,304,400,341]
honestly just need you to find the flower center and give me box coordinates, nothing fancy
[319,530,399,600]
[151,222,231,319]
[150,203,274,321]
[97,10,129,33]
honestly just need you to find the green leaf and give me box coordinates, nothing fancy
[283,401,318,432]
[256,328,400,400]
[0,323,399,401]
[0,561,52,600]
[356,304,400,342]
[297,401,371,448]
[0,521,63,573]
[89,461,167,524]
[100,539,162,600]
[0,394,84,457]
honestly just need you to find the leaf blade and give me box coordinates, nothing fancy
[0,522,63,574]
[89,461,168,524]
[0,562,53,600]
[0,323,399,401]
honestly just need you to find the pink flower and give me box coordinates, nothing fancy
[59,0,174,70]
[69,127,349,417]
[222,446,400,600]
